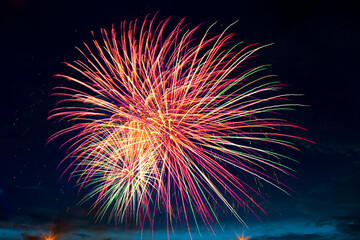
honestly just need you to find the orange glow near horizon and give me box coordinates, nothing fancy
[236,232,250,240]
[42,233,55,240]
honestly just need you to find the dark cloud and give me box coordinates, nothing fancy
[317,212,360,238]
[16,207,53,224]
[0,222,10,228]
[251,233,350,240]
[73,232,92,238]
[21,233,42,240]
[50,217,74,237]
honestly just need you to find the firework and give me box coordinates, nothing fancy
[49,15,308,235]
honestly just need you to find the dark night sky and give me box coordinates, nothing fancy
[1,0,360,239]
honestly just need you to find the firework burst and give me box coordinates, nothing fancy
[49,15,308,234]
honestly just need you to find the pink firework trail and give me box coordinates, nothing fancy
[49,15,310,236]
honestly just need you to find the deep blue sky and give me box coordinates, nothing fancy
[0,0,359,239]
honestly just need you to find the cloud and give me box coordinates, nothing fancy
[21,233,43,240]
[73,232,92,238]
[317,212,360,238]
[250,233,347,240]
